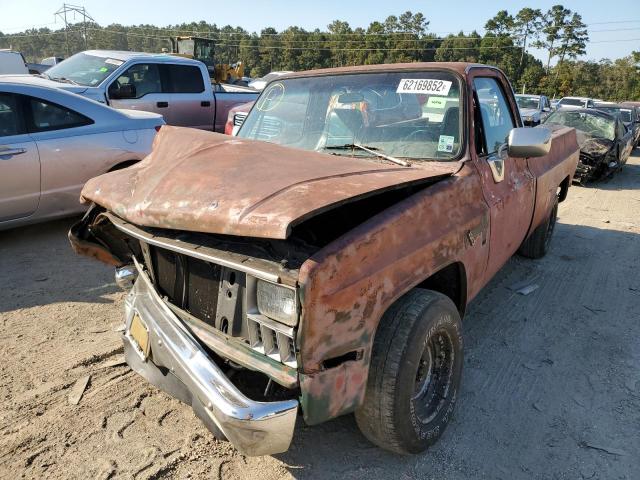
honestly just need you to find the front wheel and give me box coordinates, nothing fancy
[355,289,463,454]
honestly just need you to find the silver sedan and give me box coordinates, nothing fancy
[0,77,164,230]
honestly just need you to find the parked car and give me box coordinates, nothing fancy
[594,102,640,148]
[27,56,64,74]
[621,102,640,146]
[70,62,579,456]
[0,50,29,75]
[515,94,552,126]
[36,50,258,133]
[42,56,64,66]
[543,108,633,184]
[224,101,253,135]
[248,71,293,91]
[557,96,595,110]
[0,78,164,230]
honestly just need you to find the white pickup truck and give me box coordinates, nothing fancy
[37,50,258,132]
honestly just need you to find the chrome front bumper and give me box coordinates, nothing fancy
[122,261,298,456]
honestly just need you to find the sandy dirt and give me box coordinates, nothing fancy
[1,152,639,480]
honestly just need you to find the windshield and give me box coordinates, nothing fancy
[596,106,632,123]
[44,52,123,86]
[238,71,463,161]
[559,98,585,107]
[544,110,615,140]
[516,96,539,110]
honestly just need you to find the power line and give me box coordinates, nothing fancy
[2,16,640,38]
[54,3,95,54]
[2,26,638,51]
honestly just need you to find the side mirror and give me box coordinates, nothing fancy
[508,127,552,158]
[110,83,136,100]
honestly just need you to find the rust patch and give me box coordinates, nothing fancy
[79,126,459,239]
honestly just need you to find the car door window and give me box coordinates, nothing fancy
[0,93,22,137]
[28,97,93,132]
[474,77,515,154]
[111,63,162,98]
[163,65,205,93]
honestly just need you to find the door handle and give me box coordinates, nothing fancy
[0,147,26,158]
[201,101,211,107]
[156,101,169,108]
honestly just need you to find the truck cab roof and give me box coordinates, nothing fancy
[78,50,203,65]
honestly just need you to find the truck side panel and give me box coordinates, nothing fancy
[297,164,490,424]
[526,127,579,236]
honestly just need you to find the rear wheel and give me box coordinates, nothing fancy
[518,196,558,259]
[355,289,463,454]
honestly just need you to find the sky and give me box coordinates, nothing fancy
[1,0,639,62]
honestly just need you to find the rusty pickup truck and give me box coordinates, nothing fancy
[69,63,579,456]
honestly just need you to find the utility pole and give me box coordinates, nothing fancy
[55,4,95,55]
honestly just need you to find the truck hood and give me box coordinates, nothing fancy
[80,126,459,239]
[519,108,539,117]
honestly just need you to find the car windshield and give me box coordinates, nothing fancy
[516,96,539,110]
[596,106,633,123]
[559,98,585,107]
[544,111,615,140]
[238,71,463,161]
[44,52,123,86]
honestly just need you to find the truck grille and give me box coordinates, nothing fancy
[233,112,247,127]
[149,246,222,324]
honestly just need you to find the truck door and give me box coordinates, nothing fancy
[162,63,214,130]
[0,92,40,222]
[107,63,169,119]
[471,75,535,278]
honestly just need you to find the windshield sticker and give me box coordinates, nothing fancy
[426,97,449,109]
[256,82,285,112]
[99,67,108,72]
[438,135,455,153]
[397,79,452,96]
[104,58,123,66]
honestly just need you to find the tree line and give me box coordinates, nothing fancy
[1,6,638,101]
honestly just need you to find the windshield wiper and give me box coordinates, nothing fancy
[50,76,79,85]
[324,143,411,167]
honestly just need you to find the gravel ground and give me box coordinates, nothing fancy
[1,152,639,480]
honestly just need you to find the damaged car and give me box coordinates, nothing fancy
[594,102,640,149]
[543,108,634,184]
[70,63,579,456]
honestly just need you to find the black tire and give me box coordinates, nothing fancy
[355,289,463,454]
[518,196,558,259]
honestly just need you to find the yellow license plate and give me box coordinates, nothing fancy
[129,313,150,359]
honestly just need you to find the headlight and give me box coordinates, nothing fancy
[256,280,297,326]
[524,116,533,122]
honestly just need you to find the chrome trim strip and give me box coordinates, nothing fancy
[102,212,281,283]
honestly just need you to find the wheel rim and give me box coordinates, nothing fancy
[412,330,455,424]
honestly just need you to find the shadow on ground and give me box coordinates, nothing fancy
[0,216,119,313]
[273,221,640,479]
